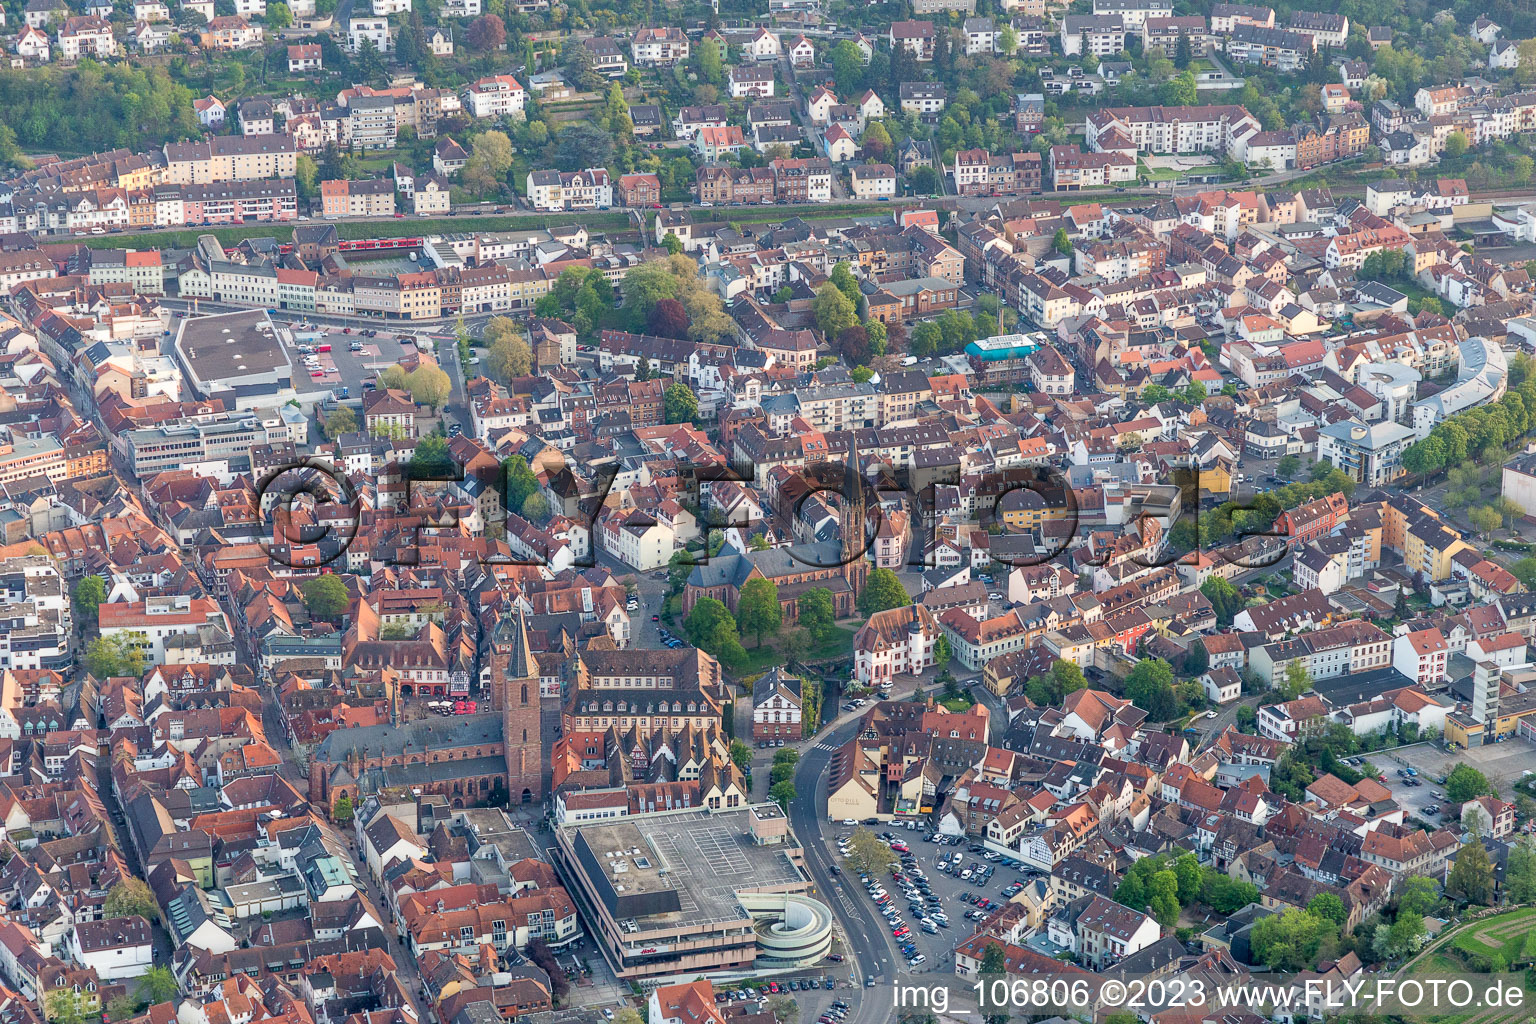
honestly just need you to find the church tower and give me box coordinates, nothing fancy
[499,607,544,804]
[841,434,868,596]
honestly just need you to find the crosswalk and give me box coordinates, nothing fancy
[812,740,840,752]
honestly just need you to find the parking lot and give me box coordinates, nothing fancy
[830,827,1041,975]
[1358,736,1536,828]
[712,976,848,1024]
[279,319,427,400]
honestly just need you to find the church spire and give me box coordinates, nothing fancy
[842,433,865,568]
[508,605,534,681]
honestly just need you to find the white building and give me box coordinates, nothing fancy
[348,16,390,52]
[598,508,675,571]
[464,74,526,119]
[97,594,231,666]
[66,917,153,980]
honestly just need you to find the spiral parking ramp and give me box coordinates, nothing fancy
[738,892,835,967]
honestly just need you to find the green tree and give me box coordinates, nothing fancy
[737,577,782,647]
[664,380,699,424]
[1468,504,1503,536]
[135,967,178,1006]
[770,780,797,811]
[1397,875,1440,917]
[1174,31,1192,67]
[1173,852,1202,905]
[830,261,861,304]
[830,39,864,94]
[685,596,747,667]
[798,587,837,643]
[84,635,145,679]
[979,942,1008,975]
[729,739,752,771]
[502,455,539,512]
[1307,892,1348,927]
[1250,908,1331,972]
[406,364,451,409]
[1445,839,1495,905]
[486,332,533,382]
[1276,454,1300,479]
[667,550,695,595]
[1444,130,1468,158]
[302,574,350,620]
[521,493,549,524]
[295,154,319,200]
[1115,871,1147,910]
[323,405,358,439]
[934,634,952,673]
[857,568,908,617]
[1172,636,1206,675]
[409,434,454,480]
[46,990,96,1024]
[331,791,354,825]
[1147,869,1181,926]
[265,1,292,27]
[1280,659,1312,701]
[104,878,158,920]
[1446,764,1493,803]
[73,574,106,620]
[697,36,724,84]
[1124,658,1179,720]
[813,281,858,339]
[1053,228,1073,256]
[842,826,898,875]
[1201,575,1243,626]
[660,232,684,255]
[1200,869,1259,913]
[1504,837,1536,904]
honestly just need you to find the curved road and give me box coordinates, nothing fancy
[791,718,904,1024]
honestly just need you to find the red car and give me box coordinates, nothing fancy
[767,983,780,994]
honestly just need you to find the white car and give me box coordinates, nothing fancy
[1204,710,1218,719]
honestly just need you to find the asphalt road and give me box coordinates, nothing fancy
[791,726,890,1024]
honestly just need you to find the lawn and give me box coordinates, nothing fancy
[1402,907,1536,1024]
[940,696,975,713]
[1449,907,1536,964]
[730,626,856,677]
[1138,161,1182,182]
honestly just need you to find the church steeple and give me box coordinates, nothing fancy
[842,434,867,594]
[508,605,534,681]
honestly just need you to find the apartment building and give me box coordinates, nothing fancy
[1060,14,1126,55]
[1085,104,1259,154]
[1049,144,1136,189]
[526,168,613,211]
[99,595,232,666]
[464,74,527,119]
[849,163,897,199]
[1251,619,1392,686]
[631,26,688,65]
[1209,2,1274,33]
[770,158,832,202]
[163,136,298,184]
[319,178,395,219]
[56,15,116,58]
[349,16,390,52]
